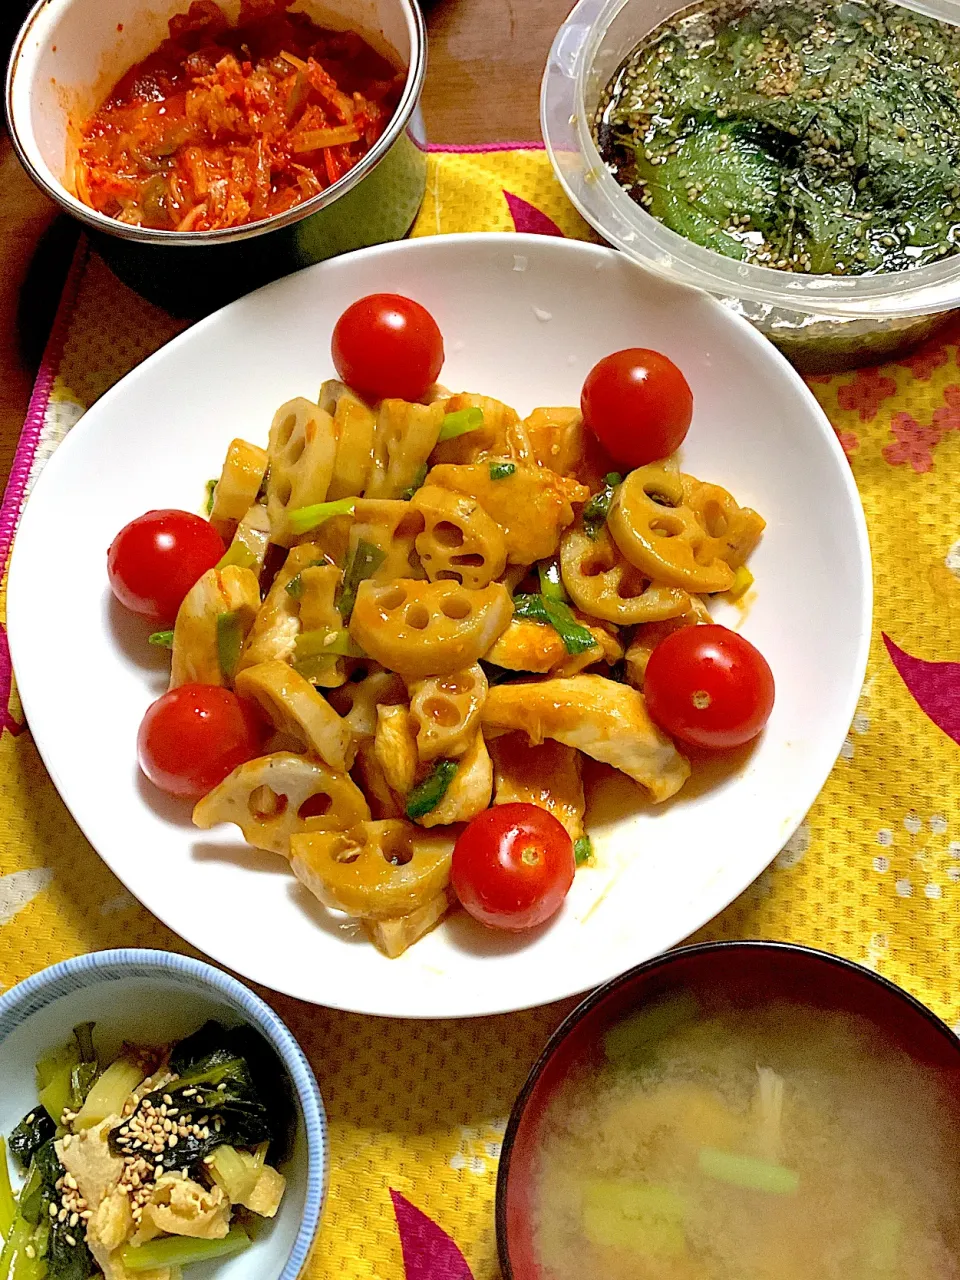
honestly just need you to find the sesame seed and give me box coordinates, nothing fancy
[25,1246,36,1259]
[69,1213,79,1227]
[49,1204,58,1219]
[65,1235,77,1248]
[26,1113,35,1125]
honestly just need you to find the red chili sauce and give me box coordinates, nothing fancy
[76,0,405,232]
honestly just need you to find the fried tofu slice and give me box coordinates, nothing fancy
[489,732,585,840]
[482,675,689,803]
[426,462,589,565]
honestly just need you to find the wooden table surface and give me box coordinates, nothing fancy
[0,0,574,485]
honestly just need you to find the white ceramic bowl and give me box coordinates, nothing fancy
[6,233,872,1018]
[0,950,327,1280]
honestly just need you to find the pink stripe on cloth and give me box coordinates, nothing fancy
[427,141,545,153]
[0,236,88,582]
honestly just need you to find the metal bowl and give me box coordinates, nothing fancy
[6,0,428,315]
[496,940,960,1278]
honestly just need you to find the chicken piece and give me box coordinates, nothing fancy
[430,393,532,465]
[624,596,712,689]
[523,406,616,489]
[485,616,622,677]
[362,887,456,958]
[425,461,589,564]
[327,665,407,740]
[57,1119,124,1207]
[374,705,419,797]
[482,675,690,803]
[169,565,260,690]
[416,730,492,828]
[489,732,585,840]
[238,543,325,672]
[141,1176,230,1240]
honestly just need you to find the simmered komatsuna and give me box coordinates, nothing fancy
[596,0,960,275]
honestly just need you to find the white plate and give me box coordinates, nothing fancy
[8,234,871,1018]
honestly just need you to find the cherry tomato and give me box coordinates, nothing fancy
[644,624,775,750]
[581,348,693,469]
[331,293,445,402]
[137,684,264,800]
[451,803,576,931]
[108,509,224,626]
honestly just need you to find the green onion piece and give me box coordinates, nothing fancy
[581,1178,686,1257]
[604,991,700,1067]
[285,574,305,600]
[697,1148,799,1195]
[437,407,484,442]
[217,541,258,571]
[406,760,458,820]
[287,496,356,537]
[400,463,428,501]
[538,559,568,603]
[0,1138,15,1239]
[337,539,386,623]
[204,479,217,516]
[148,630,174,649]
[512,593,596,656]
[295,629,365,661]
[216,611,244,680]
[574,835,593,866]
[489,461,516,481]
[582,474,622,540]
[121,1226,252,1272]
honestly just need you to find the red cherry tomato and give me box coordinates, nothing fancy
[581,348,693,469]
[451,803,576,932]
[331,293,444,402]
[644,624,775,750]
[108,510,224,626]
[137,684,263,800]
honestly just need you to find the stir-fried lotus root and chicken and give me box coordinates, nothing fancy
[169,384,763,956]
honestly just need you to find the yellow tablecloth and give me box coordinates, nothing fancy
[1,147,959,1279]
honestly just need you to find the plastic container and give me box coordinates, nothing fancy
[7,0,427,316]
[541,0,960,371]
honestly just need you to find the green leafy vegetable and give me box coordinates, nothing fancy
[216,611,244,680]
[697,1147,800,1194]
[399,463,429,500]
[512,594,596,656]
[204,479,217,516]
[32,1140,98,1279]
[37,1025,98,1126]
[489,461,516,481]
[121,1226,251,1273]
[604,992,700,1067]
[286,496,356,537]
[147,630,174,649]
[284,559,326,601]
[73,1057,145,1132]
[0,1215,43,1279]
[337,539,386,623]
[0,1137,16,1238]
[574,836,593,866]
[8,1110,54,1174]
[582,474,622,540]
[295,629,365,661]
[537,559,568,603]
[437,407,484,442]
[406,760,458,820]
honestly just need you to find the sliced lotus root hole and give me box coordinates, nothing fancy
[330,835,361,865]
[396,512,426,540]
[435,570,462,583]
[645,485,678,507]
[405,603,430,631]
[650,517,683,538]
[276,413,297,447]
[380,585,408,611]
[582,556,613,578]
[433,520,465,548]
[276,477,293,506]
[298,792,333,821]
[452,553,484,568]
[438,674,472,695]
[249,786,288,821]
[701,500,728,537]
[440,595,471,621]
[285,435,306,467]
[380,830,414,866]
[423,696,461,728]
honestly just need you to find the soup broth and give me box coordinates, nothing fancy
[532,999,960,1279]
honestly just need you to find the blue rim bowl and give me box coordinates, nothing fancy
[0,948,327,1280]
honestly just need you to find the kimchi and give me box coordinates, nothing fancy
[76,0,405,232]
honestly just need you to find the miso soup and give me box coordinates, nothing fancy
[531,999,960,1279]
